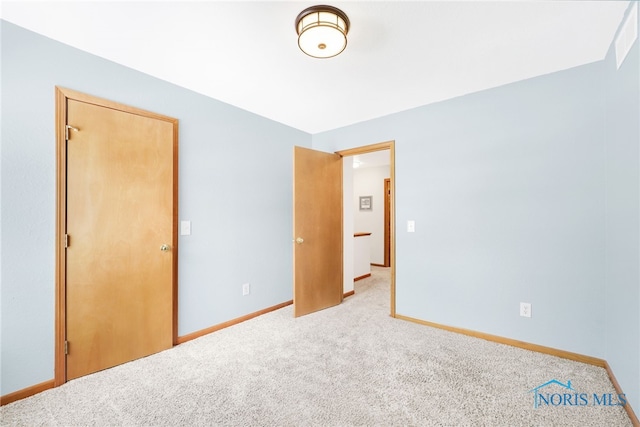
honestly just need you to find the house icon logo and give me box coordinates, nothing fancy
[529,379,575,408]
[528,379,627,408]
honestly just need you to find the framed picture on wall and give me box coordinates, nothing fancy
[359,196,372,211]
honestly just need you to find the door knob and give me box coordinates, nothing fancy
[295,237,304,244]
[160,244,171,252]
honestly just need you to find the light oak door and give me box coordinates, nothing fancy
[293,146,343,317]
[65,97,176,380]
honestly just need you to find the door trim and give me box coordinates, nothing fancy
[55,87,179,386]
[337,140,396,317]
[384,178,391,268]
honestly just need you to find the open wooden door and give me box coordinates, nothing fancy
[293,146,343,317]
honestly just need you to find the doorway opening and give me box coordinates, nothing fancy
[337,141,396,317]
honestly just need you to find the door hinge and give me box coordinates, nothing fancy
[64,341,69,355]
[65,125,79,141]
[65,234,69,248]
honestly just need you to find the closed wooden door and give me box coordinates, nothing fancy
[64,95,177,380]
[293,146,343,317]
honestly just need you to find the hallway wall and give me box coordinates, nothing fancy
[353,165,390,265]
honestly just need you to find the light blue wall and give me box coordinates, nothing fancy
[0,21,310,395]
[314,61,607,355]
[313,5,639,412]
[604,4,640,413]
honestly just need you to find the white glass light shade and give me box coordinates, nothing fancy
[296,6,350,59]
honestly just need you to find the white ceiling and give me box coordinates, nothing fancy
[1,1,631,134]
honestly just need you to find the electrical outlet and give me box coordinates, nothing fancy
[520,302,532,318]
[242,283,250,296]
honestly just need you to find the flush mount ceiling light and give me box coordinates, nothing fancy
[295,5,350,59]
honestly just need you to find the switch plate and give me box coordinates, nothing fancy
[407,220,415,232]
[520,302,532,318]
[242,283,250,296]
[180,220,191,236]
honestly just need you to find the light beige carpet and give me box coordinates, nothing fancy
[1,267,632,426]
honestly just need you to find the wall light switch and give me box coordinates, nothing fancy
[407,220,415,233]
[180,220,191,236]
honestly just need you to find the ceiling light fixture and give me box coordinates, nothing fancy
[295,5,350,59]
